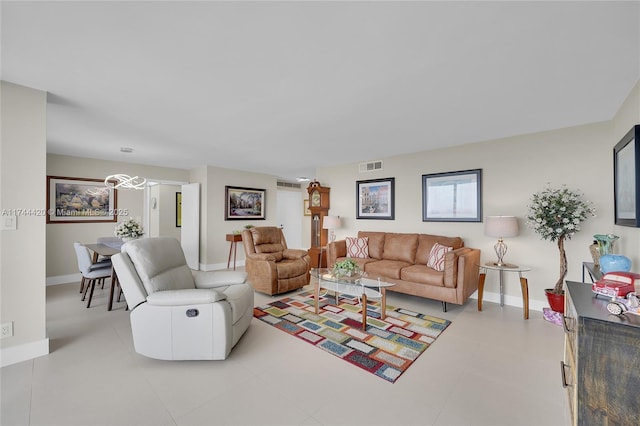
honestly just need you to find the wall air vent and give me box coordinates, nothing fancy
[358,160,383,173]
[277,181,302,189]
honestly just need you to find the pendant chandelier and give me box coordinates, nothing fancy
[87,147,146,195]
[110,147,146,188]
[104,173,146,190]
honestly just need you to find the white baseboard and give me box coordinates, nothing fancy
[0,338,50,367]
[46,273,80,286]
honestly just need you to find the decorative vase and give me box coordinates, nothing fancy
[593,234,619,256]
[599,254,632,274]
[545,289,565,314]
[589,241,600,266]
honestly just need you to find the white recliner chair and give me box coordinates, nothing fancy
[112,237,254,360]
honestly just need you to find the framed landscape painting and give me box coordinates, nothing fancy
[422,169,482,222]
[356,177,395,220]
[225,186,266,220]
[46,176,118,223]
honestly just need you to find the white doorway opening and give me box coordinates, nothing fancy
[277,189,302,248]
[145,179,200,269]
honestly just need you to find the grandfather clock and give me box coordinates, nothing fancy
[307,181,330,268]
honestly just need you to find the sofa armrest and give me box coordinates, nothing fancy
[327,240,347,267]
[442,247,479,289]
[246,253,277,262]
[283,248,310,260]
[146,288,226,306]
[442,249,459,288]
[192,270,247,288]
[457,248,481,296]
[244,254,278,290]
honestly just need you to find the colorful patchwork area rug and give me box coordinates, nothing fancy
[253,291,451,383]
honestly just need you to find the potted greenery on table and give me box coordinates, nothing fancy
[333,258,361,279]
[526,184,596,313]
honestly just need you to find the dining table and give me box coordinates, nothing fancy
[84,243,123,311]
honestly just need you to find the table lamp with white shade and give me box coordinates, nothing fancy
[317,216,340,268]
[484,216,519,267]
[322,216,341,243]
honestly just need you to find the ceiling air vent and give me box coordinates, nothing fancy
[277,181,302,189]
[358,160,383,173]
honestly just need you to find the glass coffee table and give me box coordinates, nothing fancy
[309,268,395,330]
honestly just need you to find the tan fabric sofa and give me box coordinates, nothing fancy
[326,231,480,311]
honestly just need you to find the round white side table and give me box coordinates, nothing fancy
[478,263,532,319]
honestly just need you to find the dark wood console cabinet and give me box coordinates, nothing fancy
[562,281,640,425]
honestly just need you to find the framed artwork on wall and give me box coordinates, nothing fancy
[614,125,640,227]
[356,177,395,220]
[422,169,482,222]
[303,199,311,216]
[176,192,182,227]
[225,186,266,220]
[46,176,118,223]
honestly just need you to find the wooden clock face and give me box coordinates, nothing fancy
[311,190,321,207]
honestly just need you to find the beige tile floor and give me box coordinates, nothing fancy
[1,279,570,426]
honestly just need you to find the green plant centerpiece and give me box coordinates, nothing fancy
[526,184,596,295]
[333,258,361,278]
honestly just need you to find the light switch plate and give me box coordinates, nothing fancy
[2,215,17,230]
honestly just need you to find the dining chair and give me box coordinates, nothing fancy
[74,242,113,308]
[77,252,112,294]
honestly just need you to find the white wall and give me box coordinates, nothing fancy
[46,154,189,282]
[44,161,295,276]
[154,184,181,240]
[11,76,640,347]
[148,185,160,236]
[316,80,640,310]
[0,82,49,365]
[197,166,282,270]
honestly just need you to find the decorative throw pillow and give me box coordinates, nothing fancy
[427,243,452,272]
[346,237,369,258]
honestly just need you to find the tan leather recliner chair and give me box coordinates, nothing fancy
[242,226,311,295]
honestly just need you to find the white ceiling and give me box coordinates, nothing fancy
[2,1,639,182]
